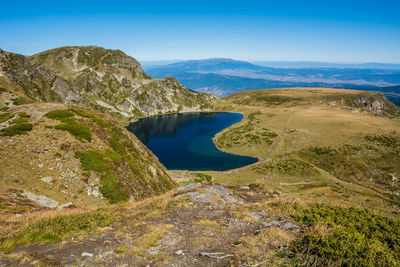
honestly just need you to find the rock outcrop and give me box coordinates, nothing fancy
[0,46,215,119]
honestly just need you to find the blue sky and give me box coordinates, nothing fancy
[1,0,399,63]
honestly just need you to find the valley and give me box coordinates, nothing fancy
[0,47,400,266]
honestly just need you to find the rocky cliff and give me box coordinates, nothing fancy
[0,46,215,119]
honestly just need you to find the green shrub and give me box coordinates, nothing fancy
[1,123,33,136]
[75,150,112,172]
[71,108,110,128]
[44,109,74,119]
[100,172,129,204]
[45,109,92,142]
[195,173,212,182]
[11,97,30,106]
[292,205,400,266]
[55,121,92,142]
[0,113,13,123]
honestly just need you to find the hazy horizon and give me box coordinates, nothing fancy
[1,0,399,63]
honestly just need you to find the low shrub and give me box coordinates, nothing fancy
[1,123,33,136]
[292,205,400,266]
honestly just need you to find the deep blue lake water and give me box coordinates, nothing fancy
[127,112,258,171]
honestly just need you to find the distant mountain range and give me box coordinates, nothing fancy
[251,61,400,69]
[145,58,400,105]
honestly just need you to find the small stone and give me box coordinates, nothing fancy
[57,202,73,210]
[81,252,93,257]
[15,213,22,217]
[22,191,58,208]
[175,249,183,255]
[38,163,44,168]
[240,186,250,190]
[40,176,54,184]
[42,146,51,151]
[281,221,300,231]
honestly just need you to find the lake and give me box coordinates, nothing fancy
[127,112,258,171]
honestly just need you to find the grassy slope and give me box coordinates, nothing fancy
[0,103,175,208]
[1,87,400,266]
[197,87,400,219]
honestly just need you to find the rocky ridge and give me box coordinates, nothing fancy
[0,46,215,119]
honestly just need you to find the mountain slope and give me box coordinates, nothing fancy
[0,47,215,119]
[0,103,175,207]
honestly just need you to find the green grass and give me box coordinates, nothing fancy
[75,150,113,172]
[70,108,110,128]
[291,205,400,266]
[11,113,31,124]
[54,121,92,142]
[44,109,74,119]
[0,113,13,123]
[0,209,117,253]
[0,87,8,93]
[11,97,30,106]
[45,110,92,142]
[365,134,400,148]
[299,138,400,192]
[100,171,129,204]
[75,149,129,203]
[73,123,175,203]
[195,173,212,183]
[0,123,33,136]
[252,159,318,177]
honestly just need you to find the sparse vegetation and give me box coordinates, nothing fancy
[0,209,117,253]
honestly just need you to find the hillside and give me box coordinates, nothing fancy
[0,86,400,266]
[0,103,175,208]
[201,88,400,213]
[1,88,399,266]
[0,47,215,120]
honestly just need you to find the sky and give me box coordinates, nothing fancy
[1,0,399,63]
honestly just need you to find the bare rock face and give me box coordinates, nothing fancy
[0,46,215,119]
[352,93,400,116]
